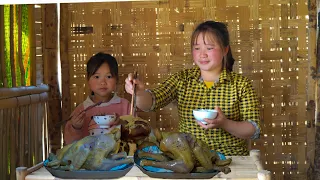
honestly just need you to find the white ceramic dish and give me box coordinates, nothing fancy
[193,109,218,125]
[92,115,116,128]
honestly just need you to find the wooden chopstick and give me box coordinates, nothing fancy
[55,101,102,128]
[130,71,138,116]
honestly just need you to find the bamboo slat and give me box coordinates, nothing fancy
[4,108,10,180]
[0,84,49,100]
[44,102,49,159]
[0,92,48,109]
[0,109,4,179]
[0,6,6,87]
[10,108,16,180]
[10,5,16,87]
[30,103,35,165]
[14,108,19,179]
[19,106,25,166]
[34,103,39,163]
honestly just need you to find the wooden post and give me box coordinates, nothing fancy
[16,167,27,180]
[59,3,71,143]
[250,149,264,171]
[257,170,272,180]
[42,4,62,153]
[0,6,7,87]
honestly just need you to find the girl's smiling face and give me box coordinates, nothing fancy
[192,32,228,73]
[88,63,117,102]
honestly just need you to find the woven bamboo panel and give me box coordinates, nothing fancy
[65,1,314,179]
[33,4,44,85]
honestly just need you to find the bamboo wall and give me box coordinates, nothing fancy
[60,0,316,179]
[0,85,49,180]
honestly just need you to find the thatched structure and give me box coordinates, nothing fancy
[0,1,319,179]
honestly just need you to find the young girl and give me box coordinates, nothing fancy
[64,52,131,145]
[124,21,261,156]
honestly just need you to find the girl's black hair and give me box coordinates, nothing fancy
[191,21,235,72]
[86,52,119,81]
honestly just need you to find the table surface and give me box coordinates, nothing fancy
[25,156,261,180]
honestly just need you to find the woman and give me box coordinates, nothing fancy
[125,21,261,156]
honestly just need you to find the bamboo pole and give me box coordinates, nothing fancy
[19,106,25,166]
[44,102,49,159]
[0,93,48,109]
[18,5,25,86]
[14,108,19,179]
[60,3,71,136]
[10,108,16,180]
[27,104,31,166]
[38,103,43,161]
[311,0,320,179]
[28,5,36,86]
[0,109,4,179]
[16,167,27,180]
[34,103,39,163]
[42,4,62,153]
[0,84,49,100]
[250,149,264,171]
[257,170,272,180]
[0,6,7,87]
[24,104,30,167]
[4,108,9,179]
[30,103,35,166]
[16,162,43,180]
[10,5,16,87]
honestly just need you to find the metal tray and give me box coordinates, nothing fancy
[45,163,134,179]
[135,164,219,179]
[134,150,220,179]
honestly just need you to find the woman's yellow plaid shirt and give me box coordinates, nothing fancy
[148,67,261,156]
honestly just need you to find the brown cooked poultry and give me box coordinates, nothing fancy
[138,130,232,174]
[46,128,133,171]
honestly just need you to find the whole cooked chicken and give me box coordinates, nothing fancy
[46,130,133,171]
[137,130,232,174]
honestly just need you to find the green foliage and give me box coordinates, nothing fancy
[4,5,12,87]
[22,5,31,85]
[3,5,30,87]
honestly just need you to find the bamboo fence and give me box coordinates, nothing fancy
[58,1,317,179]
[0,85,49,180]
[0,4,56,180]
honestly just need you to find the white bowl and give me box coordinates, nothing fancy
[193,109,218,124]
[92,115,116,128]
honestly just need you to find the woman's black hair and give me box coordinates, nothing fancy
[191,21,235,72]
[86,52,119,81]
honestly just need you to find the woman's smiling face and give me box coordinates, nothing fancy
[192,32,228,73]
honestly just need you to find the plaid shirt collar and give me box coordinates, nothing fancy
[188,67,231,84]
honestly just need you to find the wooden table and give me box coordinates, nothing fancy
[19,150,271,180]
